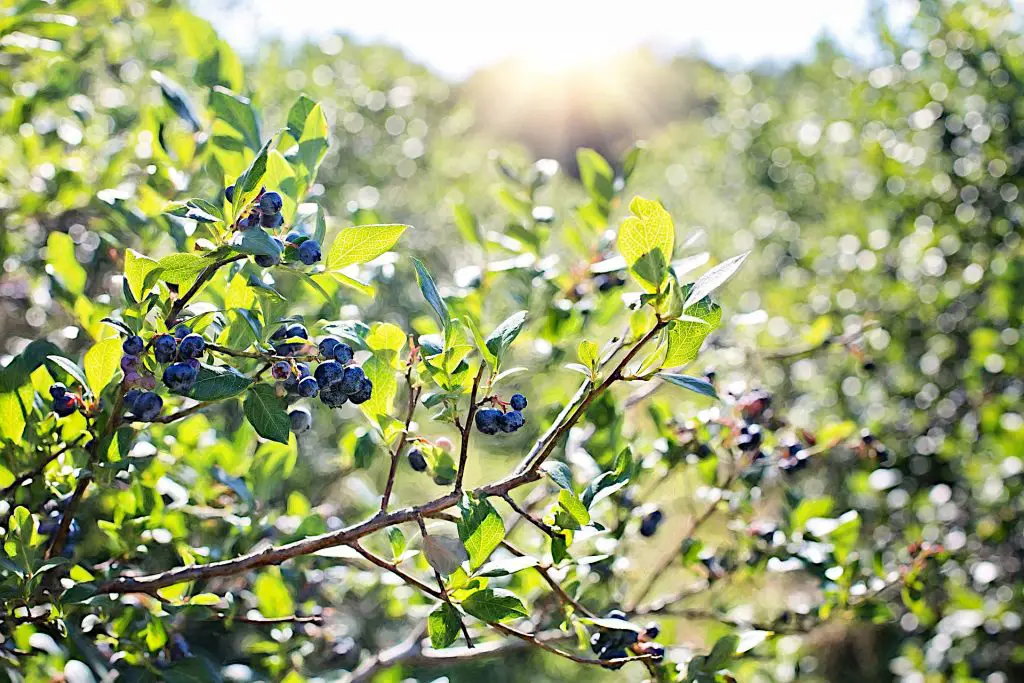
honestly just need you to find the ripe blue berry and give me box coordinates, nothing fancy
[286,324,308,340]
[283,363,310,392]
[475,408,502,435]
[297,239,321,266]
[339,366,365,395]
[123,335,144,355]
[174,325,191,340]
[408,449,427,471]
[509,393,527,411]
[255,250,281,268]
[285,230,304,244]
[177,333,205,360]
[225,184,235,202]
[120,354,139,372]
[153,334,177,363]
[332,342,354,365]
[348,377,373,404]
[123,388,142,411]
[318,337,340,359]
[272,361,292,380]
[289,408,312,433]
[297,376,319,398]
[49,383,67,399]
[163,362,198,394]
[53,394,78,417]
[133,392,163,422]
[643,623,660,639]
[498,410,525,432]
[261,212,284,228]
[270,326,289,341]
[319,383,348,408]
[238,212,261,230]
[640,509,663,537]
[314,360,345,387]
[259,191,283,214]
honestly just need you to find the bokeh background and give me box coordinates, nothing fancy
[1,1,1022,682]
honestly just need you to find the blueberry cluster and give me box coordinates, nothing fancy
[151,325,206,395]
[589,611,664,669]
[123,388,164,422]
[285,230,322,267]
[49,383,83,418]
[474,393,528,435]
[229,186,285,231]
[639,508,663,537]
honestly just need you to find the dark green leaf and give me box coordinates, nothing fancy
[428,602,461,649]
[230,228,282,258]
[457,496,505,570]
[411,257,450,332]
[243,384,290,444]
[188,365,252,401]
[209,86,261,151]
[460,588,527,623]
[657,373,719,399]
[484,310,527,361]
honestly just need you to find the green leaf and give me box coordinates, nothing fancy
[577,340,599,369]
[189,364,252,401]
[663,298,722,368]
[230,228,282,259]
[189,593,222,606]
[209,86,262,151]
[791,497,834,532]
[145,618,168,651]
[540,462,573,491]
[286,95,317,141]
[453,203,482,246]
[243,384,290,444]
[657,373,718,399]
[124,249,160,301]
[327,224,410,270]
[484,310,527,362]
[622,141,645,182]
[357,354,398,425]
[461,588,528,623]
[84,339,121,395]
[157,253,212,286]
[0,392,27,444]
[46,232,87,295]
[253,568,294,618]
[162,658,223,683]
[617,196,674,292]
[457,497,505,570]
[411,257,451,332]
[476,556,539,577]
[577,148,615,207]
[428,602,461,649]
[557,489,591,528]
[232,135,275,217]
[706,634,740,671]
[387,528,406,560]
[46,355,90,394]
[684,252,749,309]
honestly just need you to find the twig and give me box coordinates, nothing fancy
[455,364,484,492]
[500,539,595,618]
[206,343,319,363]
[380,370,421,512]
[488,622,652,668]
[164,255,245,327]
[133,401,212,425]
[0,435,86,499]
[501,493,559,541]
[210,612,324,625]
[417,517,473,647]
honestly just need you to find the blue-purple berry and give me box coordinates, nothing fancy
[498,410,525,433]
[163,362,198,394]
[339,366,365,395]
[297,239,321,266]
[153,334,177,363]
[49,383,67,399]
[177,333,205,360]
[272,361,292,380]
[53,394,78,417]
[225,184,235,203]
[174,325,190,340]
[289,408,312,433]
[261,212,283,228]
[408,449,427,472]
[348,377,373,404]
[297,376,319,398]
[122,335,144,356]
[133,392,163,422]
[509,393,527,411]
[475,408,502,435]
[259,191,283,215]
[314,360,345,388]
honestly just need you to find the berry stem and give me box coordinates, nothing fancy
[380,370,421,512]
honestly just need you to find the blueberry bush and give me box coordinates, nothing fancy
[2,1,1022,683]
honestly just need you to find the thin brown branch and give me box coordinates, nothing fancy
[489,622,652,668]
[455,363,484,492]
[206,343,319,363]
[380,370,421,512]
[500,539,595,618]
[164,255,245,327]
[0,435,86,498]
[501,493,559,541]
[349,542,440,599]
[760,321,879,361]
[133,401,212,425]
[211,612,324,625]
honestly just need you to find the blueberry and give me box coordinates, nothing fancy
[408,449,427,471]
[133,392,163,422]
[297,376,319,398]
[640,509,663,537]
[174,325,191,340]
[285,230,304,244]
[120,354,139,372]
[225,184,235,203]
[261,212,284,228]
[49,383,67,399]
[339,366,365,395]
[289,408,312,433]
[509,393,527,411]
[644,643,665,659]
[286,324,308,340]
[259,191,283,214]
[255,250,280,268]
[153,334,177,363]
[318,337,340,359]
[297,239,321,266]
[122,335,144,355]
[475,408,502,435]
[498,410,525,433]
[238,211,261,230]
[643,623,660,639]
[590,632,605,654]
[270,326,289,341]
[123,388,143,412]
[177,333,205,360]
[283,362,310,392]
[319,383,348,408]
[600,647,627,669]
[163,362,198,394]
[53,394,78,417]
[314,360,345,388]
[348,377,373,404]
[272,361,292,380]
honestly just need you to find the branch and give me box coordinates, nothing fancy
[210,612,324,625]
[164,255,245,327]
[417,517,473,648]
[489,622,652,668]
[206,343,319,363]
[0,435,86,498]
[380,370,420,512]
[500,493,559,541]
[132,401,212,425]
[500,539,595,618]
[455,363,484,492]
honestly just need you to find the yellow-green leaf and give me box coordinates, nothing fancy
[254,568,294,618]
[84,339,122,395]
[124,249,160,301]
[46,232,87,295]
[617,197,675,292]
[327,224,410,270]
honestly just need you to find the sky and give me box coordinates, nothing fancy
[194,0,900,79]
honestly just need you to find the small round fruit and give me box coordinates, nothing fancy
[475,408,502,435]
[270,326,289,341]
[339,366,366,395]
[348,377,373,404]
[261,212,284,228]
[153,334,177,363]
[163,362,198,394]
[133,392,163,422]
[286,324,308,340]
[53,394,78,417]
[49,383,67,399]
[498,410,525,433]
[509,393,528,411]
[283,363,310,392]
[177,333,206,360]
[122,335,144,355]
[225,184,235,202]
[238,212,262,230]
[285,230,304,244]
[314,360,345,388]
[272,360,293,380]
[297,376,319,398]
[259,191,283,215]
[332,342,353,365]
[318,337,340,359]
[297,239,321,266]
[254,250,281,267]
[319,383,348,408]
[120,354,139,372]
[289,409,312,433]
[174,325,191,339]
[123,388,143,412]
[640,509,663,537]
[408,449,427,472]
